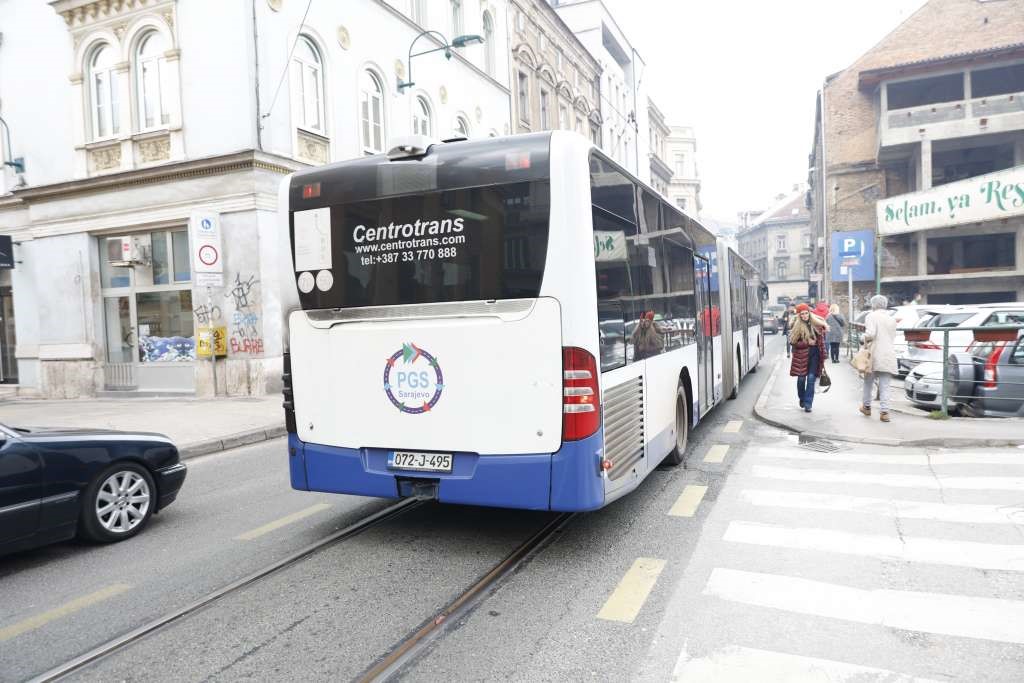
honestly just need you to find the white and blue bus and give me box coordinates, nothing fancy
[278,132,763,512]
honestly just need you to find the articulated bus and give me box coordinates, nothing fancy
[278,132,764,512]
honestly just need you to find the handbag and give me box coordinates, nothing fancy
[818,369,831,388]
[851,345,872,373]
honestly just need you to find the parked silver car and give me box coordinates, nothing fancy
[946,332,1024,417]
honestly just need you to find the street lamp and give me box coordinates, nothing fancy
[397,31,484,93]
[0,115,25,174]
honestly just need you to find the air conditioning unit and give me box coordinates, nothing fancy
[106,236,147,267]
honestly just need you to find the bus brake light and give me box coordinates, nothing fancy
[562,347,599,441]
[302,182,321,199]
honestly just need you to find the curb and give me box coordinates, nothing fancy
[179,424,287,459]
[751,358,1023,448]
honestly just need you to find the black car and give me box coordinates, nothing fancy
[762,312,781,334]
[0,424,186,557]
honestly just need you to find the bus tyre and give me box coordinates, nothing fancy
[728,351,740,400]
[663,385,689,466]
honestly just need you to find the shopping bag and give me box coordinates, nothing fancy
[851,346,872,373]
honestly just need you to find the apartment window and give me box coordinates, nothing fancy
[558,103,569,130]
[515,10,525,32]
[360,70,386,154]
[802,259,811,280]
[539,33,546,52]
[293,36,325,134]
[674,153,685,176]
[802,233,811,249]
[517,71,530,123]
[539,89,550,129]
[412,96,432,136]
[676,198,687,211]
[575,116,583,133]
[556,49,564,71]
[927,233,1015,275]
[136,31,170,130]
[777,260,788,279]
[590,123,600,146]
[887,73,963,110]
[454,115,471,138]
[776,234,787,251]
[482,11,495,76]
[89,43,120,140]
[451,0,463,37]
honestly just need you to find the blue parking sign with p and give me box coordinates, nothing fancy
[831,230,874,281]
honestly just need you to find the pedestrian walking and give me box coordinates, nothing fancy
[826,304,846,363]
[814,301,830,319]
[630,310,664,360]
[859,294,899,422]
[789,303,827,413]
[782,306,796,358]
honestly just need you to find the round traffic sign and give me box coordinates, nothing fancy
[198,244,219,267]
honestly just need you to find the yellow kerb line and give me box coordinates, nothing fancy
[235,503,332,541]
[669,485,708,517]
[723,420,743,433]
[0,583,131,642]
[704,444,730,463]
[597,557,667,623]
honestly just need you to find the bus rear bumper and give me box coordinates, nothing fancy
[289,432,605,512]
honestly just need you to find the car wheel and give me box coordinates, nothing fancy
[79,463,156,543]
[663,385,689,466]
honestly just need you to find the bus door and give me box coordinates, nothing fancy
[739,275,750,367]
[694,254,714,416]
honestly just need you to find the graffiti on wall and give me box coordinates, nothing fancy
[225,272,265,355]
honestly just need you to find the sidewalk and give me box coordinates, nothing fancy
[754,352,1024,448]
[0,396,285,459]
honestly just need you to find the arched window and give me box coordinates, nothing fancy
[89,44,120,139]
[360,70,386,154]
[412,96,432,137]
[454,115,470,138]
[482,12,495,76]
[451,0,463,36]
[293,36,325,133]
[136,31,169,130]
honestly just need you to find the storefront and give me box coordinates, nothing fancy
[877,165,1024,305]
[99,228,196,392]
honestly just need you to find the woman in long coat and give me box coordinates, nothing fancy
[860,294,899,422]
[825,304,846,363]
[789,303,828,412]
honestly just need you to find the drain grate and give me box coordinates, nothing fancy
[798,439,844,453]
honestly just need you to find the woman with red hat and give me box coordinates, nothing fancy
[789,303,828,412]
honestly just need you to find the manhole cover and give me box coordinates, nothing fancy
[798,439,844,453]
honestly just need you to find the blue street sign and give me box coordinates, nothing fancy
[831,230,874,281]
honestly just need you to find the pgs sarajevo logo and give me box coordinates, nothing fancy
[383,343,444,414]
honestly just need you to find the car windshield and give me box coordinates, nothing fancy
[928,313,974,328]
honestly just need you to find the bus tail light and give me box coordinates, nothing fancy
[562,347,599,441]
[983,344,1005,389]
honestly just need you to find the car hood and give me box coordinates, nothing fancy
[910,362,944,379]
[13,426,173,442]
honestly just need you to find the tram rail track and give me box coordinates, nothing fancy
[356,512,576,683]
[27,498,424,683]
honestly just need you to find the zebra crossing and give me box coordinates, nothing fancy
[649,438,1024,682]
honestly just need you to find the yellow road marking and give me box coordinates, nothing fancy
[669,485,708,517]
[704,444,730,463]
[597,557,666,623]
[235,503,332,541]
[723,420,743,434]
[0,583,131,642]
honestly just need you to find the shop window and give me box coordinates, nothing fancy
[136,290,195,362]
[927,233,1015,275]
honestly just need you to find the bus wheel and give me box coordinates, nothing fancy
[663,385,689,466]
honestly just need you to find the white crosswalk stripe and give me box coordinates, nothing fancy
[659,442,1024,680]
[739,489,1024,525]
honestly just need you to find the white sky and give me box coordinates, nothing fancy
[602,0,929,225]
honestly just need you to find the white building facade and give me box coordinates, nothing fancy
[547,0,648,183]
[666,125,700,216]
[0,0,510,398]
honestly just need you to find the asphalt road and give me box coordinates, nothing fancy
[6,334,1021,682]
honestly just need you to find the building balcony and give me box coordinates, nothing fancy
[880,91,1024,150]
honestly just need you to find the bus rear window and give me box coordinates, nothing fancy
[292,181,550,309]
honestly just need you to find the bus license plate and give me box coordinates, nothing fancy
[388,451,453,473]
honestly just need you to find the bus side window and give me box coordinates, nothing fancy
[660,235,697,348]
